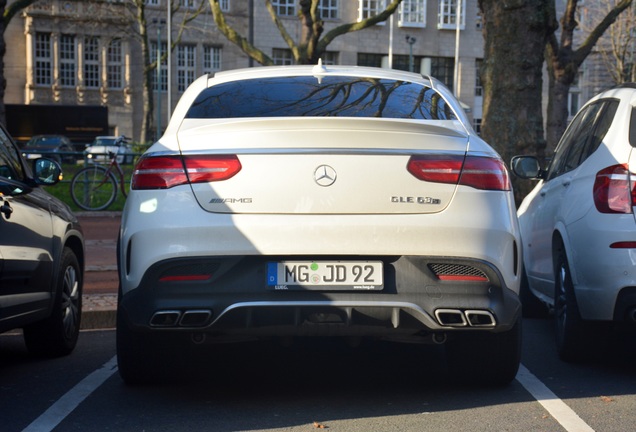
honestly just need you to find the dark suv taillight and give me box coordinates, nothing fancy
[593,164,635,214]
[132,155,242,190]
[407,155,510,191]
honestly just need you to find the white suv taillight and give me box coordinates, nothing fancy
[132,155,242,190]
[407,155,510,191]
[593,164,635,214]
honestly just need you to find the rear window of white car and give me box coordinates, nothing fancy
[185,76,458,121]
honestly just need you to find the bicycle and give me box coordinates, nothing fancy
[70,150,129,211]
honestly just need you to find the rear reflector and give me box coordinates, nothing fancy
[159,274,212,282]
[436,274,489,282]
[428,263,489,282]
[407,155,510,191]
[132,154,241,189]
[610,242,636,249]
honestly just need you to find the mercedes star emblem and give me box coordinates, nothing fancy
[314,165,337,187]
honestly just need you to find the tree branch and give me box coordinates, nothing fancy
[264,0,300,60]
[318,0,403,51]
[4,0,37,26]
[208,0,273,65]
[573,0,632,66]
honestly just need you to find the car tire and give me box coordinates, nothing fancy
[446,317,522,386]
[553,243,586,362]
[116,307,157,385]
[117,304,187,385]
[520,267,548,318]
[23,248,82,357]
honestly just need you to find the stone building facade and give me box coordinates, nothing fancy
[4,0,487,143]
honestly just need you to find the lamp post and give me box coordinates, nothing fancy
[167,4,171,125]
[405,35,416,73]
[153,18,166,140]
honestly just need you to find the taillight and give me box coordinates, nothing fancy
[593,164,634,214]
[132,155,242,190]
[407,155,510,191]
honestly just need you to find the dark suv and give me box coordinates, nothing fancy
[0,124,84,357]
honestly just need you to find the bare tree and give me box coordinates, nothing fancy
[208,0,404,65]
[582,1,636,86]
[545,0,633,150]
[118,0,205,142]
[0,0,40,126]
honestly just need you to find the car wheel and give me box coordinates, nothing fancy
[24,248,82,357]
[446,317,522,386]
[116,304,186,385]
[520,267,548,318]
[554,243,586,362]
[116,307,156,385]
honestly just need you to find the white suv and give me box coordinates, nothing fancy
[117,65,523,385]
[512,84,636,361]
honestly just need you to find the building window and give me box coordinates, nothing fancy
[359,0,385,20]
[35,32,52,86]
[399,0,426,27]
[151,41,168,92]
[83,36,100,89]
[357,52,384,68]
[568,72,582,119]
[203,46,222,73]
[60,34,76,87]
[272,48,294,65]
[321,51,339,65]
[177,44,196,92]
[474,59,483,96]
[473,118,481,135]
[146,0,159,5]
[272,0,295,16]
[220,0,230,11]
[392,54,422,72]
[430,56,455,89]
[107,39,123,89]
[319,0,339,19]
[180,0,195,8]
[438,0,465,30]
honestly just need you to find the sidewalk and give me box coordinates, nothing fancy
[78,212,120,330]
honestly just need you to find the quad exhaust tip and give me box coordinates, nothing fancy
[435,309,496,327]
[150,309,212,328]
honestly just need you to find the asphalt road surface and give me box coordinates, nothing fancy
[1,318,635,432]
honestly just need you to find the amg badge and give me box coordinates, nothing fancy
[209,198,253,204]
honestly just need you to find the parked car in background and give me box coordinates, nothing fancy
[85,135,134,164]
[22,134,75,164]
[512,83,636,362]
[0,124,84,357]
[117,64,523,385]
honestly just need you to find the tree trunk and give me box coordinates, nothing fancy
[479,0,556,203]
[137,1,154,143]
[545,72,571,153]
[0,0,7,127]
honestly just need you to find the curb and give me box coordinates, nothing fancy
[81,294,117,330]
[81,309,117,330]
[75,211,122,218]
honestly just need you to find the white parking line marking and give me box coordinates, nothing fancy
[19,357,595,431]
[22,356,118,432]
[517,364,595,432]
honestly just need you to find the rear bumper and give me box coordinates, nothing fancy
[118,255,521,339]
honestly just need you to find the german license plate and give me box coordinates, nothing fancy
[267,261,383,291]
